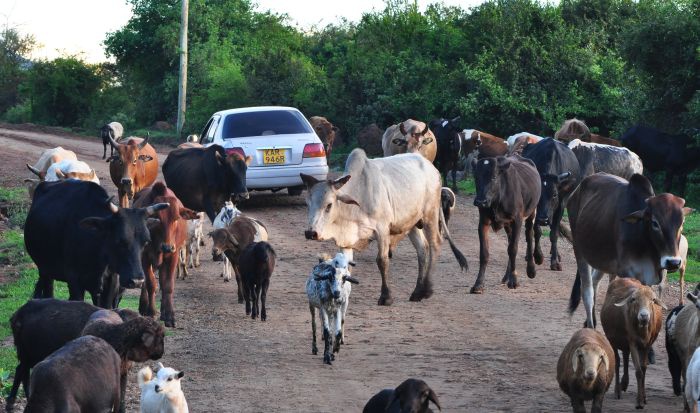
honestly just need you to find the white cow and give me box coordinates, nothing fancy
[301,148,467,305]
[45,159,100,184]
[506,131,544,147]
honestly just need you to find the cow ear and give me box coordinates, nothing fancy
[337,193,360,207]
[392,138,407,146]
[623,210,645,224]
[331,175,351,190]
[300,173,320,190]
[427,389,441,411]
[177,371,184,379]
[420,123,430,135]
[80,217,108,232]
[138,155,154,162]
[399,122,407,136]
[179,208,200,220]
[422,137,434,145]
[557,171,572,183]
[244,155,252,166]
[683,207,694,216]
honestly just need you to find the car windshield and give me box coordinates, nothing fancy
[222,110,313,139]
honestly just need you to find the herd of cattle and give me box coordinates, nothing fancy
[3,116,699,412]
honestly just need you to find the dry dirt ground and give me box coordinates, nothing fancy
[0,124,688,412]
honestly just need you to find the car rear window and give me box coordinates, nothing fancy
[222,110,313,139]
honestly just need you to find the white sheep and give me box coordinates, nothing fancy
[687,347,700,413]
[306,253,359,365]
[138,362,189,413]
[213,201,241,281]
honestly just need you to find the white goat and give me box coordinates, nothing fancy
[178,212,205,279]
[213,201,241,281]
[307,253,359,365]
[687,347,700,413]
[138,362,189,413]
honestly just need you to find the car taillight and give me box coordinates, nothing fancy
[226,147,245,158]
[303,143,326,158]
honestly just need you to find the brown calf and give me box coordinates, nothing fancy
[309,116,339,160]
[108,135,158,207]
[133,182,198,327]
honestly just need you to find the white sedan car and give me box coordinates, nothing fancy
[199,106,329,195]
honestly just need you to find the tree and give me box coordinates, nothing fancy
[0,27,35,115]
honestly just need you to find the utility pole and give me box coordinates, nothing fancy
[176,0,189,138]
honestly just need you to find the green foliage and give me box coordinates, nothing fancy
[0,27,35,115]
[0,187,29,228]
[680,211,700,283]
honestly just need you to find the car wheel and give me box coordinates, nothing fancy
[288,187,303,196]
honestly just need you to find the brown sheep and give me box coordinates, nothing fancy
[24,335,122,413]
[600,278,665,409]
[557,328,615,413]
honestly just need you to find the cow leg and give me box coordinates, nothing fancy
[471,212,491,294]
[505,218,522,289]
[408,227,430,301]
[33,275,53,298]
[451,164,458,191]
[678,173,687,199]
[664,169,674,194]
[310,305,318,355]
[333,307,343,354]
[103,144,107,160]
[621,350,630,391]
[233,264,244,303]
[501,224,513,284]
[533,224,544,265]
[591,269,606,327]
[630,345,647,408]
[159,257,177,327]
[321,309,332,365]
[614,350,621,398]
[549,203,565,271]
[578,262,596,328]
[68,284,85,302]
[203,197,217,224]
[525,214,537,279]
[6,362,28,411]
[139,265,157,317]
[376,232,393,306]
[252,282,260,320]
[260,278,269,321]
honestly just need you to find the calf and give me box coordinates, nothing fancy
[108,134,159,207]
[178,212,205,279]
[100,121,124,159]
[239,241,276,321]
[363,378,441,413]
[307,253,359,364]
[522,138,580,271]
[471,155,541,293]
[621,125,700,197]
[568,139,643,180]
[212,201,241,281]
[24,336,121,413]
[567,173,691,328]
[134,182,199,327]
[382,119,437,162]
[429,117,462,190]
[309,116,339,160]
[600,278,664,409]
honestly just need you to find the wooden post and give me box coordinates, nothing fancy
[176,0,189,138]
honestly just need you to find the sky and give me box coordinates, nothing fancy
[1,0,484,63]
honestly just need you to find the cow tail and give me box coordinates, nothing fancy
[439,206,468,271]
[568,271,581,314]
[559,222,573,243]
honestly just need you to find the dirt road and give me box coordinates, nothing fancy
[0,125,685,412]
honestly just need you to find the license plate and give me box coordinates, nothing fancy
[263,149,285,164]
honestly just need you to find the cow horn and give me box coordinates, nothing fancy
[428,388,441,411]
[108,130,120,150]
[107,196,119,214]
[138,132,150,149]
[450,116,460,124]
[26,163,42,177]
[421,122,430,135]
[145,202,169,217]
[399,122,407,136]
[342,275,360,284]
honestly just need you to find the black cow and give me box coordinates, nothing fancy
[429,117,462,190]
[471,155,541,294]
[621,125,700,198]
[24,180,167,307]
[522,138,580,271]
[163,144,251,222]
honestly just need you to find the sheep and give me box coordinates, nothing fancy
[600,277,665,409]
[212,201,241,282]
[239,241,276,321]
[178,211,205,279]
[81,309,166,413]
[667,287,700,412]
[363,378,441,413]
[24,335,122,413]
[556,328,615,413]
[687,347,700,413]
[139,362,189,413]
[307,252,359,365]
[5,299,164,413]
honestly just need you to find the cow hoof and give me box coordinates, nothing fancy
[238,298,244,304]
[470,286,484,294]
[621,376,629,391]
[507,280,519,289]
[378,296,394,306]
[500,274,509,284]
[409,293,423,302]
[534,252,544,265]
[312,347,318,355]
[550,262,562,271]
[224,278,230,282]
[323,354,332,365]
[527,264,536,279]
[648,348,656,365]
[162,318,175,328]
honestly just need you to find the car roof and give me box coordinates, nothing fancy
[212,106,302,117]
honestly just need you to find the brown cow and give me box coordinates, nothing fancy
[209,215,268,304]
[461,130,508,159]
[567,173,692,328]
[590,133,621,146]
[382,120,437,162]
[108,135,158,208]
[555,118,591,144]
[356,124,384,157]
[309,116,339,160]
[133,182,198,327]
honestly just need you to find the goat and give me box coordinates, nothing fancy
[139,362,189,413]
[239,241,276,321]
[363,378,441,413]
[178,211,205,279]
[81,309,166,413]
[24,336,121,413]
[307,253,359,365]
[667,288,700,412]
[212,201,241,282]
[556,328,615,413]
[600,278,664,409]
